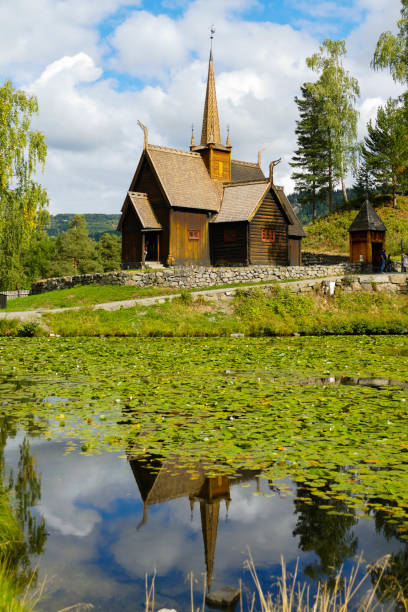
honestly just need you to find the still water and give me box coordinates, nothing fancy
[3,433,404,611]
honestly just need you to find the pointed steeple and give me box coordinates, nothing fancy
[200,500,220,589]
[200,34,221,145]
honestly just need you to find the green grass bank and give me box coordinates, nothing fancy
[6,288,403,337]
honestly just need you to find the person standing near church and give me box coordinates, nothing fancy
[380,248,386,273]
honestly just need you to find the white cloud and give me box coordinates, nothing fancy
[1,0,405,212]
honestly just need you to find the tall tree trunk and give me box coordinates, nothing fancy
[328,134,333,213]
[328,164,333,213]
[340,158,348,203]
[312,180,316,221]
[393,180,397,209]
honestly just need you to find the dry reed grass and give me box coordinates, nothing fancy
[144,552,407,612]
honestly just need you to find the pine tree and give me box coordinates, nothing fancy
[291,84,329,221]
[52,215,103,276]
[362,98,408,208]
[97,233,121,272]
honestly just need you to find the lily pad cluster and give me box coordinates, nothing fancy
[0,335,408,535]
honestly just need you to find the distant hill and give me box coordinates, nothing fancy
[48,214,121,241]
[303,195,408,256]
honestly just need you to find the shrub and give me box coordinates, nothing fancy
[17,321,41,337]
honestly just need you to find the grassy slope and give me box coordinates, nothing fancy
[5,284,180,311]
[42,289,408,337]
[303,195,408,256]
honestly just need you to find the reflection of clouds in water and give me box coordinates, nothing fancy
[24,441,135,537]
[111,479,299,587]
[5,439,405,611]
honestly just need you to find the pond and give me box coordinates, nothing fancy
[1,336,408,610]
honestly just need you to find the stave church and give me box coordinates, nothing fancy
[118,42,305,268]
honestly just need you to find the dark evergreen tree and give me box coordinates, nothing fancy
[362,98,408,208]
[51,215,103,276]
[96,233,121,272]
[353,159,375,199]
[291,84,329,221]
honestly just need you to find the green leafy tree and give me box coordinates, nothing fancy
[97,233,121,272]
[51,215,103,276]
[361,98,408,208]
[291,84,329,221]
[22,227,55,283]
[372,0,408,84]
[0,81,48,290]
[306,39,360,209]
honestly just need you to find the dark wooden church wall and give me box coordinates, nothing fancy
[122,206,142,267]
[210,222,247,265]
[249,192,288,265]
[170,209,210,265]
[288,238,301,266]
[132,159,170,263]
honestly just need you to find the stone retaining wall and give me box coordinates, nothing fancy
[32,263,367,294]
[292,274,408,295]
[301,252,350,266]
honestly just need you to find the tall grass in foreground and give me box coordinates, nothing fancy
[145,553,403,612]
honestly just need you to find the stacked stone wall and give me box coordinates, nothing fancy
[31,263,367,295]
[301,252,349,266]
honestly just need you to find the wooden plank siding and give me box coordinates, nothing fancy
[288,238,301,266]
[249,192,288,265]
[170,209,211,265]
[210,222,247,265]
[132,159,170,263]
[122,206,143,267]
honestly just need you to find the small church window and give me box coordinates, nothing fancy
[188,229,200,240]
[218,161,223,176]
[224,229,237,242]
[261,228,275,243]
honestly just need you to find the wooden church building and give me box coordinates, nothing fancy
[118,45,305,268]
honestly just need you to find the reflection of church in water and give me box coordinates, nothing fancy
[129,456,260,589]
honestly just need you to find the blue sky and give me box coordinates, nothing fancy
[0,0,403,212]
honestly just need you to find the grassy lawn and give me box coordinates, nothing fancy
[5,277,321,312]
[5,284,180,311]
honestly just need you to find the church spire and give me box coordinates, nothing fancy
[200,28,221,145]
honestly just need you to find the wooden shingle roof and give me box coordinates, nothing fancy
[231,160,265,183]
[213,180,270,223]
[117,192,162,231]
[349,199,386,233]
[146,145,221,212]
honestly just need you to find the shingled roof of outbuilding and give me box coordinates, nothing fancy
[231,160,265,183]
[212,180,270,223]
[272,185,306,237]
[348,199,386,233]
[117,192,162,231]
[146,145,221,212]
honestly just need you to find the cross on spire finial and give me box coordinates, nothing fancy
[210,25,215,58]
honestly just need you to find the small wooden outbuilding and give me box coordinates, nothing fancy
[348,199,386,268]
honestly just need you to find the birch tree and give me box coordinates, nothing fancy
[372,0,408,84]
[306,40,360,209]
[0,81,48,289]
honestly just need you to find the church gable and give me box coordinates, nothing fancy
[249,188,290,266]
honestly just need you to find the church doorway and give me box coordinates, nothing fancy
[144,232,160,263]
